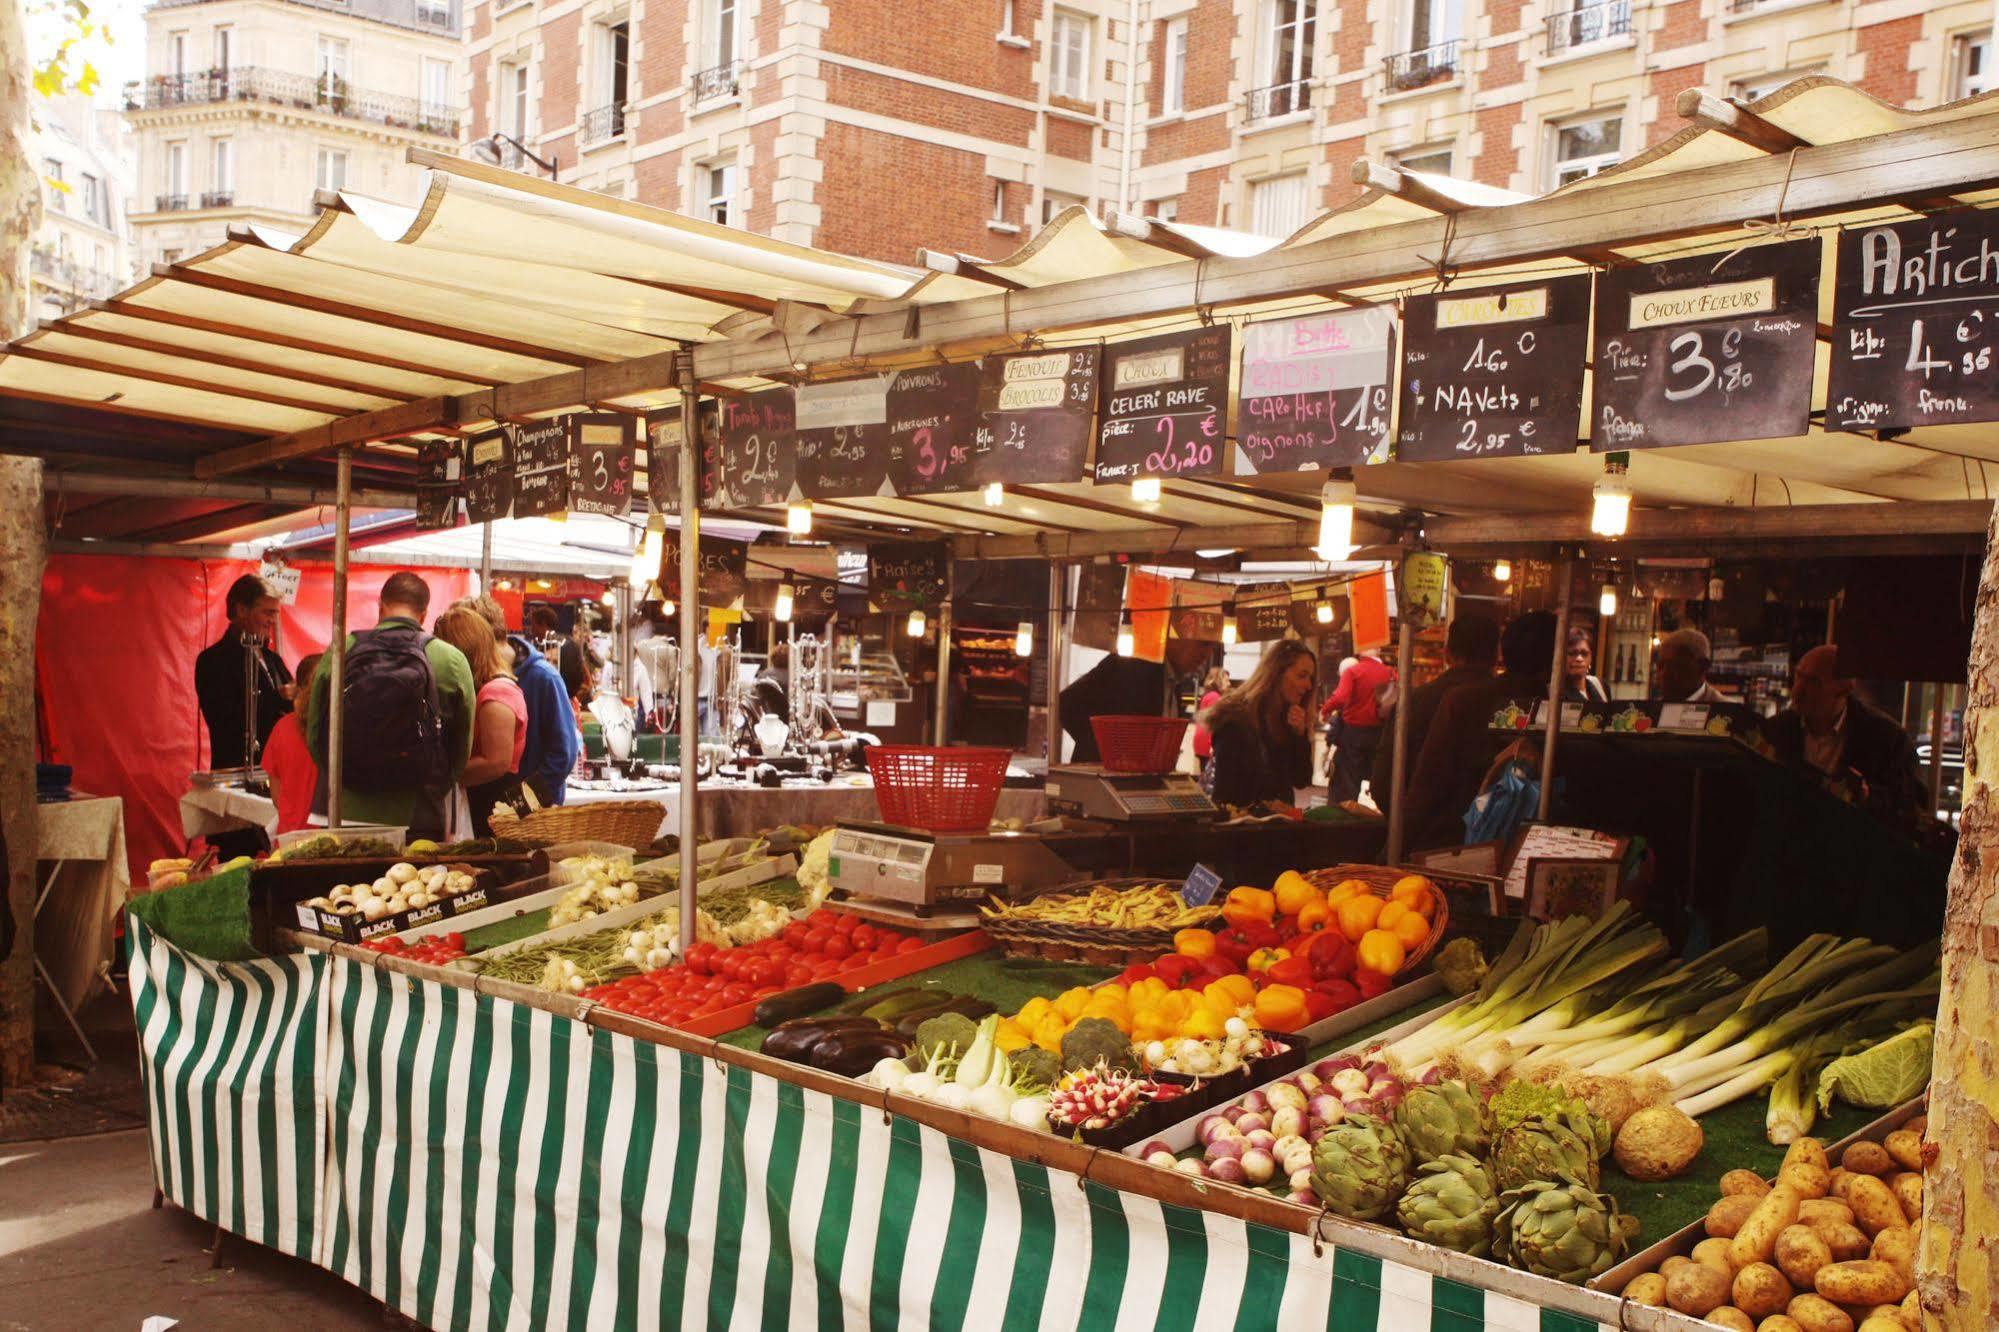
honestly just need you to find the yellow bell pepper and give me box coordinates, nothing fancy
[1054,987,1092,1021]
[993,1018,1031,1054]
[1014,996,1052,1029]
[1246,946,1291,973]
[1179,1008,1226,1042]
[1206,973,1257,1009]
[1032,1013,1070,1052]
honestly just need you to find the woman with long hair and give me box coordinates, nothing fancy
[433,606,530,837]
[1201,640,1317,809]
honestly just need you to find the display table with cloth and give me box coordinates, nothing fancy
[180,781,278,840]
[36,796,131,1057]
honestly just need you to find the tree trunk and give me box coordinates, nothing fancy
[0,0,45,1091]
[1918,507,1999,1328]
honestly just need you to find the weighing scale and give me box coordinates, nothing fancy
[1043,764,1218,822]
[827,820,1093,915]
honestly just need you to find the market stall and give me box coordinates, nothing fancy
[15,73,1999,1332]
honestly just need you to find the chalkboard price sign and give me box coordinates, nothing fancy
[1236,309,1396,473]
[414,439,460,530]
[510,416,572,518]
[867,540,948,613]
[1397,275,1590,462]
[1591,239,1819,450]
[462,430,513,524]
[1095,326,1230,484]
[715,389,796,509]
[1235,583,1295,643]
[1826,212,1999,430]
[570,414,635,516]
[796,376,891,500]
[972,347,1098,486]
[889,362,984,496]
[660,533,749,608]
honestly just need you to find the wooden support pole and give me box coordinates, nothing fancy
[326,448,352,827]
[1385,609,1416,863]
[1538,559,1574,822]
[1674,90,1809,153]
[1047,563,1065,766]
[933,560,955,745]
[674,351,702,961]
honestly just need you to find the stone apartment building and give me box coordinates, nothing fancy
[124,0,465,268]
[466,0,1994,267]
[32,94,140,325]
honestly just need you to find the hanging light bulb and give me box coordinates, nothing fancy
[1131,476,1162,505]
[1014,620,1034,657]
[774,576,795,624]
[906,607,926,637]
[1315,599,1334,625]
[983,482,1005,507]
[629,513,665,590]
[1221,608,1238,647]
[787,499,814,535]
[661,598,675,617]
[1317,470,1357,561]
[1591,455,1632,537]
[1599,584,1619,617]
[600,589,615,606]
[1115,610,1135,658]
[1492,559,1512,583]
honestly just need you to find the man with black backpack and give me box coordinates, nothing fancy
[299,572,476,837]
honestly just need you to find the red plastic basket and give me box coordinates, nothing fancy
[1091,714,1192,773]
[867,745,1012,831]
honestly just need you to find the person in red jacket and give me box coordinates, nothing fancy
[1320,649,1395,804]
[263,652,322,835]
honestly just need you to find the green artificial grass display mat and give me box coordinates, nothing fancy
[459,909,554,954]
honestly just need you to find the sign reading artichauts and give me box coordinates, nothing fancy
[1236,309,1395,473]
[1590,239,1819,450]
[1396,275,1590,462]
[1826,211,1999,430]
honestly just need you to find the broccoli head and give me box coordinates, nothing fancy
[1433,937,1488,996]
[1059,1016,1140,1075]
[1008,1045,1062,1092]
[914,1011,980,1061]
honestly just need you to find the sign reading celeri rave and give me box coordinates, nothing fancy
[1095,326,1231,485]
[1825,210,1999,430]
[1395,275,1591,461]
[1235,309,1395,473]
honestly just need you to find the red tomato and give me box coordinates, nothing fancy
[783,923,812,946]
[803,930,831,955]
[832,914,859,934]
[897,936,926,955]
[719,983,754,1006]
[850,925,878,949]
[808,909,838,929]
[821,935,852,960]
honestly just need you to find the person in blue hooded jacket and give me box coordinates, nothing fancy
[456,596,579,806]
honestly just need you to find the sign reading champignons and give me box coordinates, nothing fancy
[509,416,572,518]
[1095,326,1230,485]
[1590,239,1820,450]
[1826,211,1999,431]
[1396,275,1591,462]
[1235,309,1395,473]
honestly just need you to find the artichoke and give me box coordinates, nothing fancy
[1310,1114,1412,1221]
[1492,1177,1640,1284]
[1393,1081,1492,1165]
[1395,1154,1499,1256]
[1490,1116,1600,1194]
[1491,1081,1611,1159]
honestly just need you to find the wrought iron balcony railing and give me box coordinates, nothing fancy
[689,61,740,102]
[1243,78,1312,122]
[124,67,460,137]
[1547,0,1631,52]
[1384,40,1459,92]
[578,102,628,146]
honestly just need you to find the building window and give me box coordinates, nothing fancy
[1247,0,1314,117]
[422,57,452,125]
[1248,172,1309,238]
[1050,10,1092,101]
[316,35,350,102]
[1042,189,1086,224]
[169,30,188,77]
[81,172,103,223]
[1148,196,1179,222]
[1548,112,1622,188]
[1951,30,1991,99]
[1160,17,1188,113]
[1394,146,1454,176]
[704,0,738,70]
[1728,67,1823,102]
[991,179,1009,221]
[316,146,348,192]
[590,19,630,138]
[701,159,736,226]
[165,142,186,197]
[506,62,531,138]
[213,25,232,74]
[1546,0,1628,53]
[210,138,233,199]
[42,157,64,212]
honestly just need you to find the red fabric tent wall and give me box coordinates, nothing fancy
[38,554,472,881]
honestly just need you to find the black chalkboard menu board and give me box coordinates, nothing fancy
[867,540,947,612]
[1826,212,1999,431]
[1095,326,1230,484]
[510,416,571,518]
[1590,239,1820,450]
[972,347,1098,487]
[795,376,891,500]
[888,362,984,496]
[462,431,513,524]
[1236,582,1295,643]
[570,414,635,516]
[414,439,460,530]
[643,413,697,513]
[714,389,795,509]
[1236,309,1395,473]
[1397,275,1591,462]
[660,532,748,608]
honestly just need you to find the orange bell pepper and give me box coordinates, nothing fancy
[1174,928,1218,960]
[1222,886,1277,931]
[1253,983,1309,1032]
[1245,946,1290,973]
[1295,900,1334,934]
[1205,974,1256,1010]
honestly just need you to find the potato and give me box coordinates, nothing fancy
[1888,1172,1922,1222]
[1870,1228,1916,1283]
[1855,1317,1909,1332]
[1669,1262,1734,1316]
[1733,1185,1805,1268]
[1662,1255,1695,1280]
[1698,1236,1744,1274]
[1622,1271,1668,1306]
[1709,1308,1757,1332]
[1800,1199,1856,1230]
[1845,1176,1907,1238]
[1784,1139,1831,1173]
[1758,1319,1806,1332]
[1899,1289,1919,1325]
[1775,1224,1834,1289]
[1840,1142,1895,1177]
[1817,1222,1873,1264]
[1829,1169,1856,1202]
[1723,1168,1775,1198]
[1710,1193,1766,1238]
[1734,1262,1797,1318]
[1814,1261,1909,1307]
[1780,1162,1834,1200]
[1786,1293,1856,1332]
[1882,1131,1924,1174]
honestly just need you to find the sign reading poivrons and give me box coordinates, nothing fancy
[887,362,984,496]
[1236,309,1394,472]
[1397,275,1590,462]
[1095,326,1230,485]
[1827,211,1999,430]
[1590,239,1820,450]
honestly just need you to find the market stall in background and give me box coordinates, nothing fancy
[13,76,1999,1331]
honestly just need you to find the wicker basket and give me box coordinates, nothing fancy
[488,800,663,851]
[980,878,1218,966]
[1300,864,1451,977]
